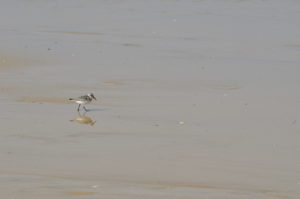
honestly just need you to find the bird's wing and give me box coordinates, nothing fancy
[78,95,89,100]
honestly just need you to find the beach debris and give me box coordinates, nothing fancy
[178,121,185,125]
[91,185,99,188]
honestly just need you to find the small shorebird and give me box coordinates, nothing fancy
[69,93,97,111]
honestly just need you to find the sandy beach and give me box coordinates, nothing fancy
[0,0,300,198]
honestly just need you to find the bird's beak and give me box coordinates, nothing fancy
[92,95,97,100]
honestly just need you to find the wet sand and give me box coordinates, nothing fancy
[0,0,300,198]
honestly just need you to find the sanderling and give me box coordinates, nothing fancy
[69,93,97,111]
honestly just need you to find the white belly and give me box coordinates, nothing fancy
[76,100,88,105]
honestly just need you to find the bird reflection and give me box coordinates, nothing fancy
[70,111,96,126]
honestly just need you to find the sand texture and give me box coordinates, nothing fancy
[0,0,300,198]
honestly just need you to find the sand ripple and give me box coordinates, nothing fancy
[19,97,72,104]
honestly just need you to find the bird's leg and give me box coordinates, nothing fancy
[77,104,81,111]
[83,106,88,112]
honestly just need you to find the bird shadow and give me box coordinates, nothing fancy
[70,111,96,126]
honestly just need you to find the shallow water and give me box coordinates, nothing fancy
[0,0,300,198]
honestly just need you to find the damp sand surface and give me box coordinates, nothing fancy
[0,0,300,198]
